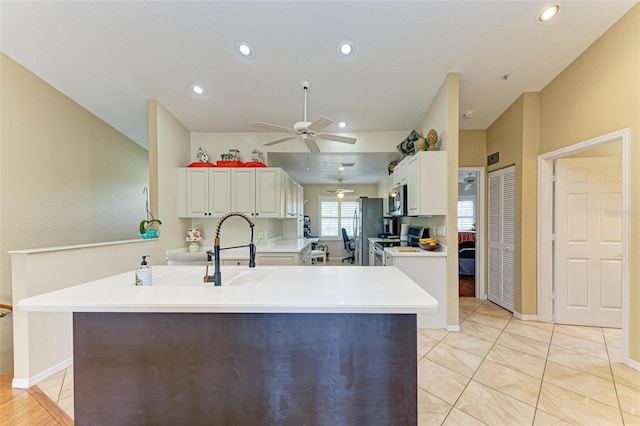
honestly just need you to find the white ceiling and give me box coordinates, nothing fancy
[1,1,636,184]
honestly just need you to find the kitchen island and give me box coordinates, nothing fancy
[19,265,438,425]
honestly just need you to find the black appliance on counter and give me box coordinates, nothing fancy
[381,217,399,238]
[406,226,430,247]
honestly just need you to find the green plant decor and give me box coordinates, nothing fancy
[139,219,161,239]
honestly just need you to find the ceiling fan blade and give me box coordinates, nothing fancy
[264,136,299,146]
[316,133,357,144]
[255,122,297,133]
[305,138,321,153]
[340,189,355,193]
[306,116,333,132]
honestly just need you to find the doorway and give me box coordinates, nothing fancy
[537,129,630,364]
[458,167,486,299]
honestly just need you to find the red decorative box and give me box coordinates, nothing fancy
[186,162,216,167]
[216,161,244,167]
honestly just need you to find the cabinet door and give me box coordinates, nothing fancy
[256,254,297,265]
[392,160,407,187]
[406,156,420,215]
[208,169,231,216]
[285,175,296,217]
[256,168,284,218]
[231,169,256,215]
[418,152,447,215]
[297,184,304,218]
[186,168,210,217]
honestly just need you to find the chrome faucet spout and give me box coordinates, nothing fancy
[203,212,256,286]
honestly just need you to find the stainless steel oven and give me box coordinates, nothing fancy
[373,243,386,266]
[388,184,407,217]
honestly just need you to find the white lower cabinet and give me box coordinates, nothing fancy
[385,254,447,328]
[256,244,311,266]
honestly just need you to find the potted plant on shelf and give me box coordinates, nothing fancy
[139,217,161,239]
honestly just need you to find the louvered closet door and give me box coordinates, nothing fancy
[488,166,515,312]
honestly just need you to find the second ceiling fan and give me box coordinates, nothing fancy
[255,80,357,153]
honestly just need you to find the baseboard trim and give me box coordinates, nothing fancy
[12,357,72,389]
[627,357,640,372]
[447,325,461,332]
[513,311,538,321]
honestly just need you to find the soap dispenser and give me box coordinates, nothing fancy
[135,255,152,286]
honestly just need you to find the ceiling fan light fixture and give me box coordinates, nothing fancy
[191,84,206,96]
[338,41,354,57]
[538,5,560,22]
[338,164,345,171]
[235,41,254,58]
[337,192,345,199]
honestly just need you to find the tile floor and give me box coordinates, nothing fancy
[36,298,640,425]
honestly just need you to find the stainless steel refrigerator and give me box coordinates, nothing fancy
[353,197,383,266]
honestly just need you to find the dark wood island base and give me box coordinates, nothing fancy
[73,312,418,425]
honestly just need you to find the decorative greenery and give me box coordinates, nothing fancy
[139,219,162,235]
[140,187,161,239]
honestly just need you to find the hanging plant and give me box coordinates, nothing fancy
[140,187,161,239]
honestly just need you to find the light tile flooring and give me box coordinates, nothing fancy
[36,297,640,425]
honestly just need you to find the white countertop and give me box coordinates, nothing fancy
[166,238,313,262]
[17,265,439,314]
[385,245,447,257]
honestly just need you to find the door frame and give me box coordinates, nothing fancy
[459,167,486,299]
[537,128,630,364]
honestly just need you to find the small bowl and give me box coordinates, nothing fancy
[418,242,440,251]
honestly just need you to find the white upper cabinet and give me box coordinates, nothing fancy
[392,161,407,187]
[254,168,286,218]
[230,169,257,216]
[178,168,230,217]
[180,167,286,219]
[405,151,447,216]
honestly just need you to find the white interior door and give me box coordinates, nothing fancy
[555,157,622,328]
[488,166,515,312]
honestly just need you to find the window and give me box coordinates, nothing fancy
[318,196,358,238]
[458,199,475,231]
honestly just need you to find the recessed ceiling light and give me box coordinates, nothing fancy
[191,84,206,96]
[235,41,254,58]
[338,121,347,128]
[338,41,354,57]
[539,5,560,22]
[463,110,474,119]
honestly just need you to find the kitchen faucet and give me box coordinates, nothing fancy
[204,212,256,286]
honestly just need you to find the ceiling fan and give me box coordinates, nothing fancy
[255,80,357,153]
[327,179,354,198]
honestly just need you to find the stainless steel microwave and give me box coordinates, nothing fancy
[388,184,407,216]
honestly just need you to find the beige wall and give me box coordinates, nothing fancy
[459,130,486,167]
[0,53,149,374]
[147,101,191,262]
[538,5,640,360]
[417,73,460,327]
[486,92,540,316]
[302,184,378,259]
[485,4,639,360]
